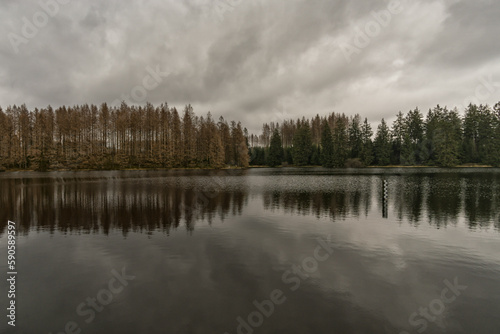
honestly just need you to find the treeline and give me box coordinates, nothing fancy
[249,103,500,167]
[0,103,249,170]
[1,102,500,170]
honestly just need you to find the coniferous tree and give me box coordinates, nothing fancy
[432,106,462,167]
[374,119,392,165]
[249,147,266,166]
[310,145,321,165]
[268,128,283,167]
[423,108,440,164]
[284,146,294,165]
[182,104,197,167]
[231,122,249,167]
[311,115,322,146]
[171,108,182,167]
[476,105,496,165]
[332,115,349,167]
[462,104,481,163]
[0,107,14,168]
[360,118,374,166]
[292,122,312,166]
[491,103,500,167]
[219,117,233,165]
[404,108,424,164]
[320,120,334,167]
[391,111,405,165]
[348,115,363,159]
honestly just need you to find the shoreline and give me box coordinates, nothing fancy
[0,164,496,173]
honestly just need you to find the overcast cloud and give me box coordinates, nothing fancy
[1,0,500,133]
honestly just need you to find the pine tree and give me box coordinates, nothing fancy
[491,102,500,167]
[219,117,233,165]
[18,104,31,169]
[292,122,312,166]
[463,104,481,163]
[423,108,440,164]
[268,128,283,167]
[433,106,462,167]
[310,145,321,165]
[391,111,405,164]
[320,120,334,167]
[182,104,197,167]
[348,115,363,159]
[360,118,374,166]
[476,105,496,165]
[0,107,11,168]
[332,114,349,167]
[374,119,392,165]
[171,108,182,167]
[404,108,424,164]
[231,122,249,167]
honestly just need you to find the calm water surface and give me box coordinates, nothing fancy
[1,168,499,334]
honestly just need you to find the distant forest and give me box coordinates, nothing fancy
[0,103,249,170]
[0,102,499,170]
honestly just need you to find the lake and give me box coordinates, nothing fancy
[1,168,499,334]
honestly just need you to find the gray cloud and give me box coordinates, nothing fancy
[1,0,499,133]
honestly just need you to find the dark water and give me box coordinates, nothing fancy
[1,168,499,334]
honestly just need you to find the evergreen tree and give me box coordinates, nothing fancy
[231,122,249,167]
[404,108,424,164]
[320,121,334,167]
[310,145,321,165]
[348,115,363,159]
[171,108,182,167]
[423,108,440,164]
[332,115,349,167]
[218,117,233,165]
[462,104,481,163]
[249,147,266,166]
[491,102,500,167]
[391,111,405,164]
[360,118,374,166]
[292,122,312,166]
[433,106,462,167]
[374,119,392,165]
[268,128,283,167]
[182,104,197,167]
[284,147,294,165]
[476,105,496,165]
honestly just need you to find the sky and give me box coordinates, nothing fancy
[1,0,500,133]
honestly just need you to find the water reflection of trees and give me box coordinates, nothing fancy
[463,175,500,229]
[262,187,372,220]
[391,174,500,230]
[264,174,500,230]
[0,178,247,236]
[0,174,499,235]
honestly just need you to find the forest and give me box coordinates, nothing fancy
[0,102,499,170]
[0,103,249,170]
[250,102,500,168]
